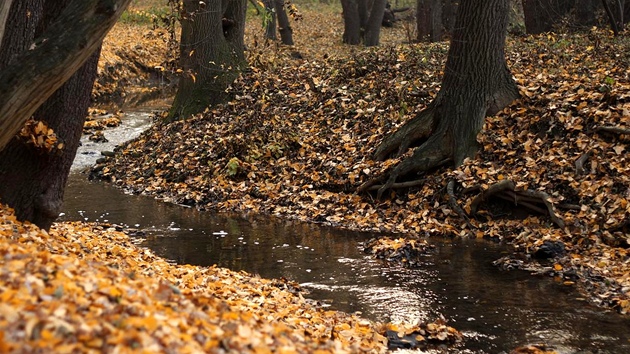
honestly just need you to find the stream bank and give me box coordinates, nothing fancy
[63,110,630,353]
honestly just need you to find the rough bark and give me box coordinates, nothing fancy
[341,0,362,44]
[168,0,247,121]
[0,0,131,152]
[361,0,520,197]
[364,0,387,46]
[416,0,443,42]
[0,0,111,229]
[275,0,294,45]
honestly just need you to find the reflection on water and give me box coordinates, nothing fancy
[61,175,630,353]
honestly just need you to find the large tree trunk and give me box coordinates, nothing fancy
[275,0,294,45]
[416,0,443,42]
[364,0,387,46]
[168,0,247,121]
[0,0,108,229]
[0,0,131,152]
[361,0,520,197]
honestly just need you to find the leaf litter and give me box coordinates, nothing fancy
[1,203,465,352]
[92,21,630,318]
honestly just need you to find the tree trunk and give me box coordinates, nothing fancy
[362,0,520,197]
[168,0,247,121]
[275,0,294,45]
[441,0,458,33]
[341,0,362,44]
[417,0,443,42]
[0,0,108,229]
[0,0,131,152]
[0,0,12,50]
[263,0,277,40]
[522,0,574,34]
[364,0,387,46]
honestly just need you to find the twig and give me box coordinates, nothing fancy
[470,180,515,214]
[575,149,592,175]
[498,193,547,214]
[447,179,474,229]
[596,125,630,135]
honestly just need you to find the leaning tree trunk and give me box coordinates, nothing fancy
[360,0,520,197]
[364,0,387,46]
[0,0,107,230]
[168,0,247,121]
[341,0,362,44]
[0,0,131,152]
[0,0,12,49]
[275,0,294,45]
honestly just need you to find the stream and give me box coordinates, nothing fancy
[60,109,630,353]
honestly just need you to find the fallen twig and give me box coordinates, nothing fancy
[366,178,426,191]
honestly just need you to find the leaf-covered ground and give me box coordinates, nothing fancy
[92,10,630,317]
[2,202,466,352]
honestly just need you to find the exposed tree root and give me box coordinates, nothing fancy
[469,180,565,228]
[447,179,474,229]
[365,178,427,191]
[596,125,630,136]
[575,149,592,175]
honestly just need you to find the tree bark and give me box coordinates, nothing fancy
[168,0,247,121]
[0,0,132,152]
[341,0,362,44]
[263,0,277,40]
[364,0,387,46]
[0,0,12,50]
[0,0,113,229]
[416,0,443,42]
[275,0,294,45]
[362,0,520,197]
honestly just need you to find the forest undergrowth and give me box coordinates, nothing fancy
[92,10,630,316]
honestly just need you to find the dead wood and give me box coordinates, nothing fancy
[365,178,427,191]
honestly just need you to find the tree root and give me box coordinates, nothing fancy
[575,149,592,175]
[596,125,630,136]
[469,180,565,228]
[447,179,474,229]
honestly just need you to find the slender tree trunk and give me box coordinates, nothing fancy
[0,0,107,229]
[168,0,247,121]
[364,0,387,46]
[363,0,519,196]
[0,0,131,152]
[275,0,294,45]
[341,0,362,44]
[263,0,277,40]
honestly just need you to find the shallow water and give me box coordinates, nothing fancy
[60,111,630,353]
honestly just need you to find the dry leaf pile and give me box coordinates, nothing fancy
[92,25,629,314]
[1,203,395,353]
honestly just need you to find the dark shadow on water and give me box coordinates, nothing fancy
[61,174,630,353]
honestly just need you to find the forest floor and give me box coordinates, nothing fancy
[91,3,630,319]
